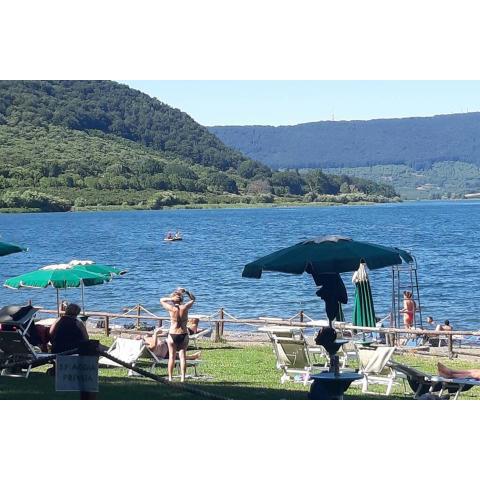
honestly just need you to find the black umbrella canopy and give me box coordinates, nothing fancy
[242,235,413,278]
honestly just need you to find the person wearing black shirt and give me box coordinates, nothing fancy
[49,303,88,354]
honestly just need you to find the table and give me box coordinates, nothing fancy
[309,372,363,400]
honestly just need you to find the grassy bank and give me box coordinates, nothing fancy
[1,336,480,400]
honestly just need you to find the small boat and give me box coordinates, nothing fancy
[164,231,183,241]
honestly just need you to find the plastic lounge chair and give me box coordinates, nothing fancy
[260,326,329,366]
[188,328,212,349]
[0,330,51,378]
[99,337,159,376]
[389,361,480,400]
[355,346,401,395]
[338,340,358,368]
[99,337,201,377]
[399,335,429,351]
[271,336,328,385]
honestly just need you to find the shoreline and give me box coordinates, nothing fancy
[0,198,401,214]
[3,197,478,215]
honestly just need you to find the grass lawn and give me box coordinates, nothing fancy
[1,335,480,400]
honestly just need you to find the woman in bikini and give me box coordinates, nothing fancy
[160,288,196,381]
[400,291,416,329]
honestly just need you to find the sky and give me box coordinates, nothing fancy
[121,80,480,127]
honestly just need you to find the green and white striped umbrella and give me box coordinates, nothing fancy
[68,260,127,277]
[352,262,377,328]
[4,263,113,314]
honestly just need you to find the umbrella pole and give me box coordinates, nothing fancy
[56,289,60,317]
[81,281,85,315]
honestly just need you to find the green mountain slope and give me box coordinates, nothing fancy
[0,81,398,211]
[0,80,256,172]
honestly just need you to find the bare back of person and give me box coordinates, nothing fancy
[168,304,189,335]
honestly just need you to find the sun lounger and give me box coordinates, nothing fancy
[0,330,51,378]
[270,336,328,385]
[389,361,480,399]
[99,337,201,377]
[355,346,402,395]
[188,328,212,349]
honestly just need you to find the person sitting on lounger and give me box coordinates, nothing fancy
[49,303,88,354]
[142,329,201,360]
[438,362,480,381]
[187,316,207,335]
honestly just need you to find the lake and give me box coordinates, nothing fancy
[1,201,480,331]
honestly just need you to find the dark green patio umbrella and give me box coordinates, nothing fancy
[242,235,412,325]
[0,241,27,257]
[352,261,376,328]
[242,235,413,278]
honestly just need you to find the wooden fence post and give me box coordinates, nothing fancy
[219,308,225,337]
[104,316,110,337]
[448,334,454,359]
[136,304,141,329]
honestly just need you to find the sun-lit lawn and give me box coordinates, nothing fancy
[1,335,480,400]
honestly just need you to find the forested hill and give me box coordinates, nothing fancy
[0,80,398,212]
[0,80,256,172]
[208,113,480,170]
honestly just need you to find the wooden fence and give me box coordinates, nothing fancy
[37,305,480,358]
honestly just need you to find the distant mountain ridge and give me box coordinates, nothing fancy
[208,112,480,170]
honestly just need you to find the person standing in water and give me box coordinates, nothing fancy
[160,288,195,381]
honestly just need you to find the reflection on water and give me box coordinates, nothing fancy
[1,201,480,331]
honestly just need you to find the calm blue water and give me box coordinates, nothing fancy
[1,201,480,331]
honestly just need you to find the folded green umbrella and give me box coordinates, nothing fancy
[0,241,27,257]
[352,262,377,328]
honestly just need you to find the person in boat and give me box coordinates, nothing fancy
[400,291,416,329]
[160,288,196,381]
[438,362,480,381]
[166,231,173,240]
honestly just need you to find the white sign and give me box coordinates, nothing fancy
[56,355,99,392]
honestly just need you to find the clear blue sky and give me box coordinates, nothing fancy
[120,80,480,127]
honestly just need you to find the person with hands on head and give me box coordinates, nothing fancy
[160,288,196,382]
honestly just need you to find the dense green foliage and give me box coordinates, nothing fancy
[0,81,397,211]
[209,113,480,170]
[0,80,261,172]
[324,161,480,200]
